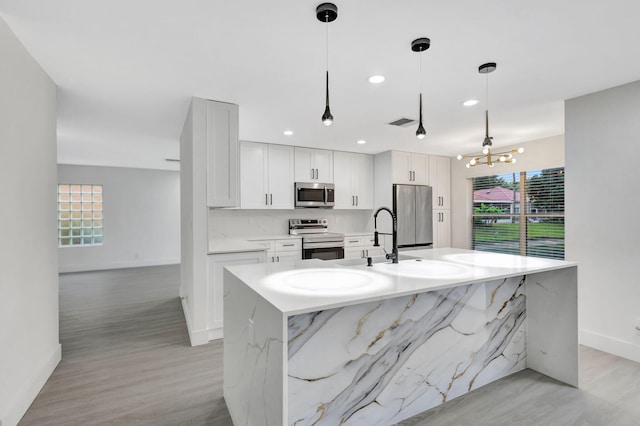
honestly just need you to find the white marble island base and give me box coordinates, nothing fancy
[223,249,578,426]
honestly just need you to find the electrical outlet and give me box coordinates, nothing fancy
[635,318,640,336]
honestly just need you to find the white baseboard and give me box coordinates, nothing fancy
[0,344,61,426]
[209,328,223,341]
[180,297,209,346]
[580,329,640,363]
[58,258,180,273]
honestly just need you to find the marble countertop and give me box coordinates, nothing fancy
[224,248,577,315]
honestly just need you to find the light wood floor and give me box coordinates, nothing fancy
[20,265,640,425]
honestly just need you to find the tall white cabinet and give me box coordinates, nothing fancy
[240,141,294,209]
[429,155,451,247]
[294,147,334,183]
[205,101,239,207]
[333,151,373,209]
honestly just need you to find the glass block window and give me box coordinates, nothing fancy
[58,184,103,247]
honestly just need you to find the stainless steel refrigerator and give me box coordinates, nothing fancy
[393,184,433,248]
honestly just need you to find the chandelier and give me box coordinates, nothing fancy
[457,62,524,168]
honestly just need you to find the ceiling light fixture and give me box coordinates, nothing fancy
[317,3,337,126]
[411,37,430,140]
[283,130,294,136]
[356,139,366,144]
[457,62,524,168]
[463,99,478,107]
[368,75,385,84]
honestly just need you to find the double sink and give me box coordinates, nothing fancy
[265,254,475,297]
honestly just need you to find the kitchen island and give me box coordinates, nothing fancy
[223,248,578,426]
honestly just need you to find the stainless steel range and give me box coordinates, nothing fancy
[289,219,345,260]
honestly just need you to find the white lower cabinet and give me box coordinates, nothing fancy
[250,238,302,263]
[207,250,265,338]
[344,235,385,259]
[433,210,451,248]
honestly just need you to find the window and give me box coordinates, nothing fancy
[58,184,103,247]
[471,168,564,259]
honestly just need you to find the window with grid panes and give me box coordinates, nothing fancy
[58,184,103,247]
[471,168,564,259]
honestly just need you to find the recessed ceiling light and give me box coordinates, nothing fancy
[283,130,293,136]
[368,75,385,84]
[356,139,366,145]
[463,99,479,107]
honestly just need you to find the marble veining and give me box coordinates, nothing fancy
[287,276,526,426]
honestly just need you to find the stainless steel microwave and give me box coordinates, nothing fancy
[295,182,335,208]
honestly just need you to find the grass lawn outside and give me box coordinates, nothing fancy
[473,222,565,242]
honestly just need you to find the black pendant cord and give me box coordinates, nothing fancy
[419,50,423,127]
[321,11,333,124]
[485,69,490,142]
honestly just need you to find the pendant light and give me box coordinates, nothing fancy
[316,3,337,126]
[457,62,524,167]
[411,37,430,139]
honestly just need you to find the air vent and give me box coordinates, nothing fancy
[388,118,415,127]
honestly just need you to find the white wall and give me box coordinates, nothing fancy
[57,165,180,272]
[180,99,210,346]
[450,135,565,249]
[0,17,60,426]
[566,81,640,363]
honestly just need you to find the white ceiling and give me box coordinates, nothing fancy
[2,0,640,170]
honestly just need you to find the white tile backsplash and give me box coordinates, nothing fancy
[208,209,376,238]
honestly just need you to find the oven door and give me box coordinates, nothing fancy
[302,243,345,260]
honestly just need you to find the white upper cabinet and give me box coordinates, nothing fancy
[206,100,239,207]
[267,144,295,209]
[391,151,429,185]
[294,147,334,183]
[240,141,294,209]
[334,151,373,209]
[429,155,451,210]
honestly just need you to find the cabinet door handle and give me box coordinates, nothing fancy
[348,240,359,243]
[277,256,280,262]
[365,249,369,257]
[270,193,273,205]
[352,195,355,206]
[265,194,268,206]
[282,243,295,247]
[356,195,358,206]
[271,256,275,262]
[316,168,319,179]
